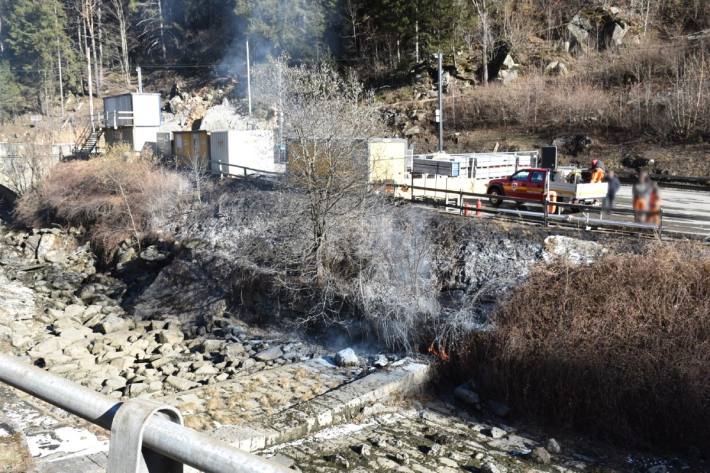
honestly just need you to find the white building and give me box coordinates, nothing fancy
[103,93,162,152]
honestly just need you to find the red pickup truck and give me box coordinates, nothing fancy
[487,167,608,207]
[486,168,549,206]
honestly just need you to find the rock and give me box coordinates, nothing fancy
[544,61,568,76]
[140,245,168,262]
[454,383,480,407]
[201,339,223,353]
[546,438,561,454]
[544,236,607,265]
[254,346,283,362]
[353,443,371,456]
[404,125,421,137]
[394,452,410,465]
[372,354,388,368]
[480,461,504,473]
[489,427,507,439]
[166,375,199,391]
[325,454,349,468]
[225,343,245,359]
[423,443,444,456]
[128,383,148,396]
[29,338,63,358]
[157,330,184,345]
[532,447,551,465]
[103,377,127,390]
[94,314,127,334]
[335,348,359,367]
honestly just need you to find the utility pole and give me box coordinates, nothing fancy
[246,40,252,117]
[436,52,444,153]
[136,66,143,93]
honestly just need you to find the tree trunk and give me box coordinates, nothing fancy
[54,1,64,117]
[157,0,167,60]
[415,19,420,63]
[97,3,104,92]
[83,18,95,129]
[88,8,100,94]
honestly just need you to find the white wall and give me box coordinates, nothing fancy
[131,94,161,127]
[210,130,283,175]
[132,127,159,153]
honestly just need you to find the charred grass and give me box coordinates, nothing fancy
[459,243,710,450]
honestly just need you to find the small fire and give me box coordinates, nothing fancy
[428,341,450,362]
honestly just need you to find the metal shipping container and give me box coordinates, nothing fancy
[173,131,210,169]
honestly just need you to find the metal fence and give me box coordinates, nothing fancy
[0,353,291,473]
[381,183,710,238]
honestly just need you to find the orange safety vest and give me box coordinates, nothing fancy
[590,168,605,183]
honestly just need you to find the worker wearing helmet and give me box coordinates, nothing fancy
[589,159,605,183]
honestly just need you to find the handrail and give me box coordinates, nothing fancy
[212,160,285,176]
[0,353,292,473]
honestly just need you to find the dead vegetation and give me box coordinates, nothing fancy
[461,243,710,449]
[447,39,709,142]
[15,146,189,260]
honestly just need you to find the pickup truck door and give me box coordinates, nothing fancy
[528,170,547,201]
[507,170,530,199]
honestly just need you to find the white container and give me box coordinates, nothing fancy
[210,130,282,176]
[103,93,161,128]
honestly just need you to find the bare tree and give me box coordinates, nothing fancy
[185,152,209,203]
[471,0,491,85]
[107,0,132,86]
[254,59,383,271]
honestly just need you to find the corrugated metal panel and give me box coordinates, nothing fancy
[103,94,134,127]
[156,132,172,156]
[174,131,210,169]
[210,131,229,174]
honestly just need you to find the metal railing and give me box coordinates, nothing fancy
[0,353,291,473]
[379,183,690,236]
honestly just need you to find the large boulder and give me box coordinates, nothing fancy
[568,6,631,54]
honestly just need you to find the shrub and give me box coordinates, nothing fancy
[461,243,710,449]
[16,146,189,260]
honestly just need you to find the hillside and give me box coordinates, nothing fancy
[1,1,708,176]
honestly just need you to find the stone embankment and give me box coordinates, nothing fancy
[0,222,686,473]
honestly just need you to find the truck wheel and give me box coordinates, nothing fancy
[488,188,503,207]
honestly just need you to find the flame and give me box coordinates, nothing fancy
[428,341,450,362]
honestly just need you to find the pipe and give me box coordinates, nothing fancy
[0,353,292,473]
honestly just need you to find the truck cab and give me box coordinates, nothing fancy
[487,168,549,206]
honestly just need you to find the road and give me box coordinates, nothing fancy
[615,185,710,236]
[470,185,710,237]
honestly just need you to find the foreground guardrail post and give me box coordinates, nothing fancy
[0,353,293,473]
[108,399,184,473]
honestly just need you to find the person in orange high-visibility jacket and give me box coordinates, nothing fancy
[632,171,651,222]
[589,159,605,183]
[648,182,662,225]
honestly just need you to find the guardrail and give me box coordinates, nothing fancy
[381,183,676,236]
[0,353,291,473]
[212,160,285,177]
